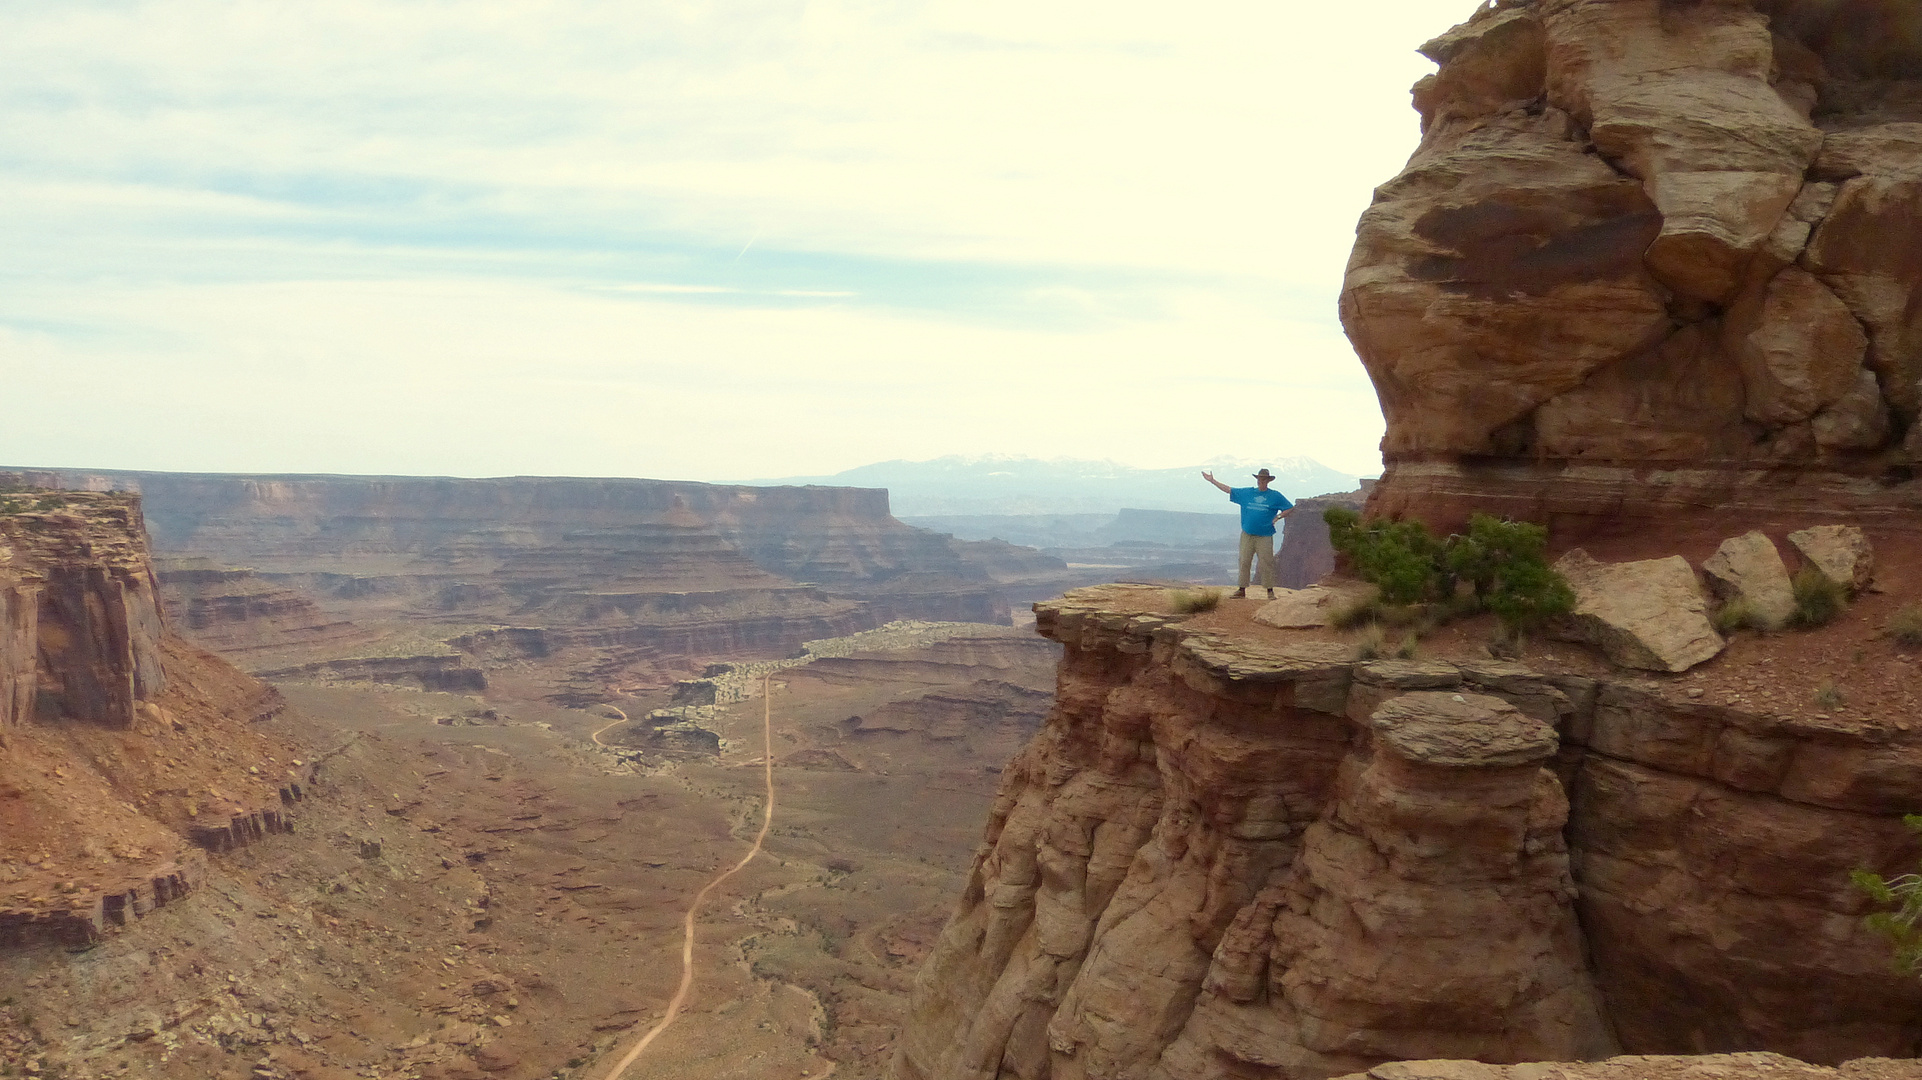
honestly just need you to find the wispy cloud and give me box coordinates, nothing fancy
[0,0,1463,481]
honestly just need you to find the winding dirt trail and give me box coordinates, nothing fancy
[589,707,630,747]
[598,678,777,1080]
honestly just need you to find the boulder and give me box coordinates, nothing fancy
[1725,269,1870,427]
[1811,368,1894,451]
[1253,584,1372,630]
[1548,550,1724,672]
[1787,525,1875,593]
[1700,532,1795,630]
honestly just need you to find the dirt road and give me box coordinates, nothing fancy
[597,679,778,1080]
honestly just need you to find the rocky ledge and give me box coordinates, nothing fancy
[890,584,1922,1080]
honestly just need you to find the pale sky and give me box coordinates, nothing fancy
[2,1,1464,483]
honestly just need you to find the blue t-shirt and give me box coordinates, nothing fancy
[1229,487,1292,536]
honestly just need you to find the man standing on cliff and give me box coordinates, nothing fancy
[1203,468,1293,599]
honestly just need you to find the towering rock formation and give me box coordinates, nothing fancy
[890,587,1922,1080]
[1344,0,1922,534]
[0,489,298,946]
[0,493,167,729]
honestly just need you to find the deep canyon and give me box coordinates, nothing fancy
[9,1,1922,1079]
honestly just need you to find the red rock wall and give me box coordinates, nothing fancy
[890,587,1922,1080]
[0,495,167,728]
[0,567,36,734]
[1344,0,1922,534]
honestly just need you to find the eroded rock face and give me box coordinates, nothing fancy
[889,586,1922,1080]
[1348,0,1922,532]
[1,493,167,728]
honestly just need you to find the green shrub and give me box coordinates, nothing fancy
[1395,632,1420,660]
[1352,624,1387,661]
[1853,816,1922,973]
[1325,507,1573,638]
[1448,514,1575,636]
[1790,566,1846,628]
[1324,507,1446,606]
[1713,598,1759,635]
[1168,588,1222,614]
[1891,603,1922,647]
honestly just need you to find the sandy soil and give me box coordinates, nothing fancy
[0,629,1052,1080]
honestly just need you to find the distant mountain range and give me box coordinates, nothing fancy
[748,455,1370,516]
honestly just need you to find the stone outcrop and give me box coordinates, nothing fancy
[890,585,1922,1080]
[1788,524,1876,592]
[0,489,306,949]
[1702,531,1798,629]
[154,557,368,665]
[1274,485,1372,590]
[1547,551,1724,672]
[1344,0,1922,534]
[1335,1053,1922,1080]
[0,492,167,728]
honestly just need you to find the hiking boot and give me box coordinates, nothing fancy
[1231,588,1247,599]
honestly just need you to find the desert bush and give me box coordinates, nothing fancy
[1324,507,1446,606]
[1814,677,1845,711]
[1890,604,1922,647]
[1328,594,1382,630]
[1853,816,1922,973]
[1352,624,1387,661]
[1395,632,1420,660]
[1712,598,1760,634]
[1325,507,1572,638]
[1168,588,1223,614]
[1790,566,1847,628]
[1448,514,1576,636]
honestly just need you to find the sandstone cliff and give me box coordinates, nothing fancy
[28,471,1016,693]
[0,490,301,947]
[890,586,1922,1080]
[1274,484,1373,590]
[1344,0,1922,535]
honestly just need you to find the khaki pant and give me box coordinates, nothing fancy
[1238,532,1276,589]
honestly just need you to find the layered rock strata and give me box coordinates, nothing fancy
[1274,485,1371,590]
[1,492,167,728]
[24,470,1018,690]
[1345,0,1922,533]
[890,585,1922,1080]
[0,492,306,948]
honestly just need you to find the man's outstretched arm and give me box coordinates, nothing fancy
[1201,470,1233,495]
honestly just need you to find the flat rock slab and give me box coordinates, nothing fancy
[1788,525,1874,592]
[1336,1052,1889,1080]
[1254,585,1372,629]
[1702,531,1795,630]
[1368,691,1558,768]
[1549,550,1724,673]
[1181,636,1354,683]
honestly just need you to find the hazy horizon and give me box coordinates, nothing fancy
[3,2,1467,484]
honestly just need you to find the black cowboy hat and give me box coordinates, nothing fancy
[1252,468,1276,481]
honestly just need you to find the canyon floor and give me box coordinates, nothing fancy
[0,623,1055,1080]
